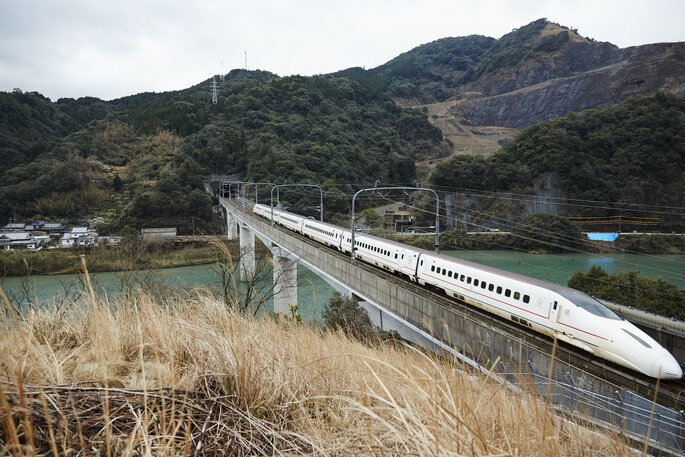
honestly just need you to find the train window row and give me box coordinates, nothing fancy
[359,242,390,257]
[306,225,335,238]
[430,264,530,304]
[281,215,299,225]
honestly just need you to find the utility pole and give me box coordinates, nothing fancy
[244,51,247,70]
[210,77,218,104]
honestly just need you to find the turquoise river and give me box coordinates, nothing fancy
[2,250,683,321]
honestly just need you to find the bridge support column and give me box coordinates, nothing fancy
[239,224,255,282]
[272,248,297,315]
[226,210,238,241]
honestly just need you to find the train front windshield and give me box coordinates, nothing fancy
[559,289,621,320]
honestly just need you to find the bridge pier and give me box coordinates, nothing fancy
[226,210,238,240]
[272,247,298,315]
[239,224,255,282]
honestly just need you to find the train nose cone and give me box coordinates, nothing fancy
[651,356,683,379]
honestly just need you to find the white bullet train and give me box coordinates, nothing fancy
[253,203,682,380]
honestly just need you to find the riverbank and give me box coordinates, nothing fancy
[0,291,628,456]
[0,238,269,277]
[390,231,685,254]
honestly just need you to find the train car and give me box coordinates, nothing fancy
[416,252,682,379]
[349,234,422,280]
[276,211,304,233]
[253,203,272,219]
[301,219,345,250]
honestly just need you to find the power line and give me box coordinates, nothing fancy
[243,182,685,276]
[429,185,685,216]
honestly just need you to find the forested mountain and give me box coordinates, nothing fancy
[1,18,683,234]
[430,93,685,231]
[350,18,685,157]
[0,70,442,233]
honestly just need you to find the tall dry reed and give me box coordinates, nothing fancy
[0,289,630,456]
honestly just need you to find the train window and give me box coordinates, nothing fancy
[395,254,398,259]
[514,292,520,300]
[431,265,435,272]
[460,275,465,281]
[420,260,423,266]
[473,279,479,286]
[523,295,530,304]
[481,282,487,289]
[467,277,472,284]
[488,284,494,292]
[558,289,621,320]
[505,289,511,297]
[448,271,452,278]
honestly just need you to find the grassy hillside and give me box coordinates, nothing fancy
[0,291,629,455]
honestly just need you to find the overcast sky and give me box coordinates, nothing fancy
[1,0,683,101]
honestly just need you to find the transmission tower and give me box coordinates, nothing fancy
[210,77,218,104]
[244,51,247,70]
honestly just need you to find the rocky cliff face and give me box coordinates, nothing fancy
[460,41,685,129]
[394,21,685,157]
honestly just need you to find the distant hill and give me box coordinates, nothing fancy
[0,70,442,232]
[344,18,685,157]
[430,93,685,231]
[1,18,683,234]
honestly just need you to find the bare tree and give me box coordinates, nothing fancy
[115,236,154,308]
[211,240,290,317]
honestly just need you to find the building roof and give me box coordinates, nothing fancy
[3,223,26,230]
[0,232,33,241]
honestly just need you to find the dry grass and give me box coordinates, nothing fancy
[0,289,631,456]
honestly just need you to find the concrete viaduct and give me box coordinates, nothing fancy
[216,188,685,453]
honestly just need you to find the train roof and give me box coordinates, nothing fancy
[421,251,578,295]
[354,232,425,253]
[421,251,621,319]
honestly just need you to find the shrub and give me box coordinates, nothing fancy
[511,212,582,253]
[568,265,685,320]
[321,291,375,339]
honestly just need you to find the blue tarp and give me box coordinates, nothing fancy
[587,233,619,241]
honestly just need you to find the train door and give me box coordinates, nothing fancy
[548,299,560,322]
[402,252,415,268]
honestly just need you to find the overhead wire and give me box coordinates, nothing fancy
[242,190,683,302]
[259,185,685,280]
[377,195,685,286]
[274,184,685,270]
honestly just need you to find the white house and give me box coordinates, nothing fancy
[0,232,47,251]
[60,227,97,248]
